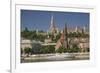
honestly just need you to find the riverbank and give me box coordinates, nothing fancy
[21,52,89,63]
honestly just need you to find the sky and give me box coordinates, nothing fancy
[21,10,89,31]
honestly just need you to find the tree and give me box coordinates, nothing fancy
[53,33,61,42]
[56,47,62,53]
[24,47,32,56]
[21,27,30,39]
[68,44,80,53]
[56,46,68,53]
[40,46,49,54]
[40,46,55,54]
[47,45,55,53]
[36,34,46,42]
[21,48,23,55]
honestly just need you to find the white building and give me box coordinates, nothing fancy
[21,39,32,50]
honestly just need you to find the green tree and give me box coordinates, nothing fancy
[56,46,67,53]
[24,47,32,56]
[40,47,49,54]
[56,47,62,53]
[40,46,55,54]
[21,48,23,55]
[53,33,61,42]
[68,44,80,53]
[47,45,55,53]
[21,27,31,39]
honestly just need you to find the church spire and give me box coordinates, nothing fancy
[49,14,56,35]
[83,26,86,33]
[55,22,69,50]
[63,22,68,48]
[75,26,78,32]
[51,14,54,25]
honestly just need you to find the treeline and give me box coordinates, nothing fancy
[68,32,89,38]
[21,27,46,42]
[21,45,89,56]
[21,27,89,42]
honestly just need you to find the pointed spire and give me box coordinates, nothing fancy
[75,26,78,32]
[83,26,86,33]
[64,22,68,33]
[49,14,57,35]
[64,22,68,48]
[51,14,54,25]
[55,22,69,50]
[36,29,38,35]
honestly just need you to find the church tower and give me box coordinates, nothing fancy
[49,14,57,36]
[63,22,69,49]
[83,26,86,33]
[55,22,69,50]
[75,26,78,33]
